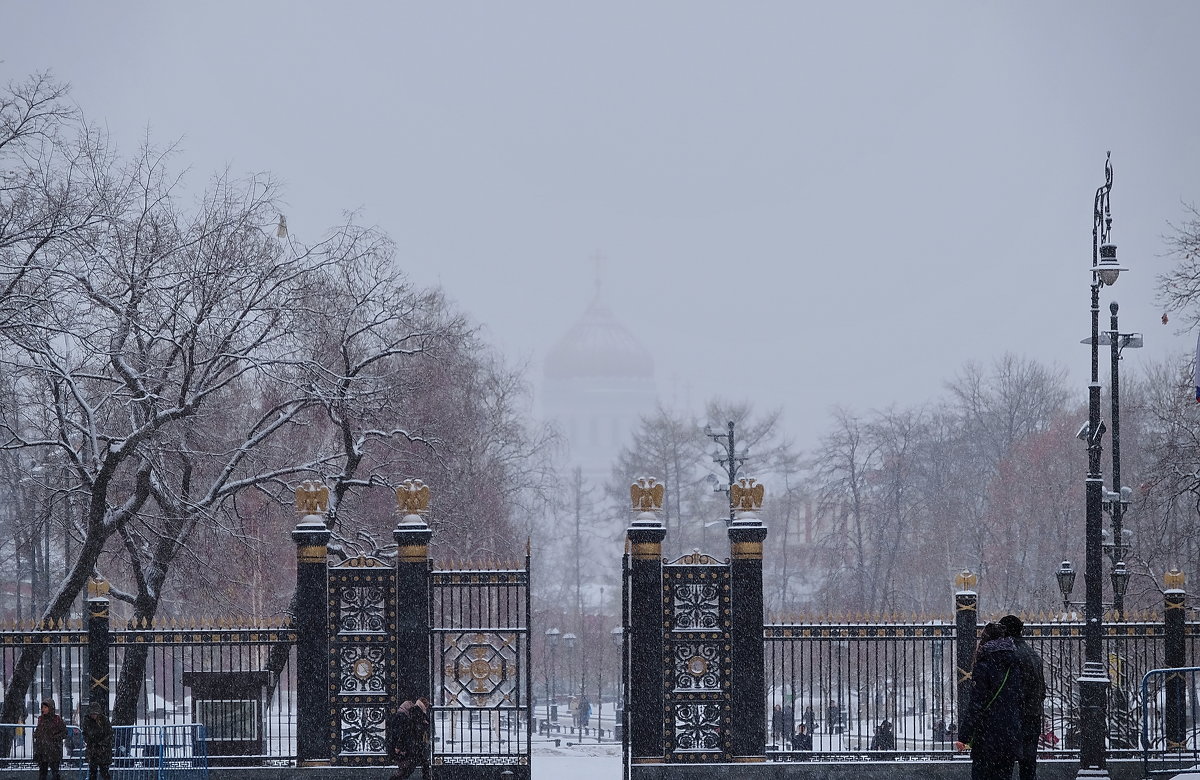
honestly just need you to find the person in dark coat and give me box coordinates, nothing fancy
[957,622,1024,780]
[33,700,67,780]
[791,723,813,755]
[870,719,896,758]
[771,704,786,744]
[1000,615,1046,780]
[81,702,113,780]
[385,698,430,780]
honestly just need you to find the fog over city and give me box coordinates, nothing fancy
[6,3,1200,455]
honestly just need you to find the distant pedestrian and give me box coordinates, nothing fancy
[870,719,896,757]
[579,696,591,729]
[803,705,815,734]
[33,700,67,780]
[791,723,813,755]
[826,699,840,734]
[771,704,786,744]
[81,702,113,780]
[934,718,948,743]
[957,622,1024,780]
[1000,614,1046,780]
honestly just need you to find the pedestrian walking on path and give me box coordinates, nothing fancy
[957,622,1024,780]
[81,702,113,780]
[33,700,67,780]
[1000,614,1046,780]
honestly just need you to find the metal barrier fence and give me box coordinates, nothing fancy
[1141,667,1200,778]
[764,617,1200,762]
[0,724,84,769]
[107,724,210,780]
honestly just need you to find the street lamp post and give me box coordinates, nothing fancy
[545,627,560,723]
[705,420,748,526]
[563,633,578,729]
[1079,152,1126,778]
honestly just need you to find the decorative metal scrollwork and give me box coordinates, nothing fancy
[673,583,720,630]
[339,586,387,634]
[441,632,518,708]
[674,642,721,691]
[340,645,387,694]
[674,703,722,751]
[339,706,387,754]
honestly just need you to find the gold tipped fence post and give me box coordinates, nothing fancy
[292,480,332,765]
[954,570,978,732]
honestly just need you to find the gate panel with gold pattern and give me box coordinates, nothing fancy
[430,557,531,780]
[327,556,397,765]
[662,552,733,763]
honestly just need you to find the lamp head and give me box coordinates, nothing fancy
[1112,561,1130,600]
[1096,242,1126,286]
[1056,560,1076,600]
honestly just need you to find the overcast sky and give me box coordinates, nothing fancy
[5,2,1199,451]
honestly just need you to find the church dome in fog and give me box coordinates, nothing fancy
[544,292,654,380]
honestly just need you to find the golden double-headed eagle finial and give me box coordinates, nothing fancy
[294,479,330,515]
[630,477,665,512]
[730,477,765,511]
[397,479,432,515]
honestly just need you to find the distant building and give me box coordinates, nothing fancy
[541,283,657,487]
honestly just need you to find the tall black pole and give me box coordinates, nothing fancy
[707,420,744,526]
[1108,301,1126,620]
[1079,157,1113,779]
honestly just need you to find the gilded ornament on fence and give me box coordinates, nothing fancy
[295,480,330,515]
[396,479,432,515]
[955,569,978,590]
[1165,568,1185,590]
[729,478,764,511]
[630,477,664,512]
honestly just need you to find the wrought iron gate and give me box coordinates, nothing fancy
[661,551,734,763]
[429,553,532,780]
[327,556,398,765]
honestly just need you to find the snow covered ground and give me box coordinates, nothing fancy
[531,739,620,779]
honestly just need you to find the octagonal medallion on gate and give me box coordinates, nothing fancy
[442,631,518,708]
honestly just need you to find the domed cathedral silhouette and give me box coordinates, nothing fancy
[541,261,658,489]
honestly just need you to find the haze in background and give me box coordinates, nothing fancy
[5,2,1199,451]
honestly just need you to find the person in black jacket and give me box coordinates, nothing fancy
[385,698,430,780]
[957,622,1024,780]
[999,614,1046,780]
[81,702,113,780]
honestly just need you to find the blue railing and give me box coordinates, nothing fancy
[1141,666,1200,778]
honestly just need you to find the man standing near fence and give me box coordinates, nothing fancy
[1000,615,1046,780]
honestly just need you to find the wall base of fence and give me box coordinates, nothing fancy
[629,759,1149,780]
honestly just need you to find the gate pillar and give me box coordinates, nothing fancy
[1163,568,1186,749]
[86,577,111,716]
[727,480,767,763]
[293,480,332,765]
[627,478,667,764]
[954,569,978,736]
[394,479,433,704]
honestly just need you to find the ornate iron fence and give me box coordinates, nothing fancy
[764,615,1200,762]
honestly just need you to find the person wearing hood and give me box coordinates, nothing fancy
[81,701,113,780]
[33,699,68,780]
[956,622,1024,780]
